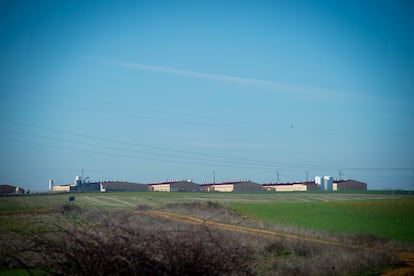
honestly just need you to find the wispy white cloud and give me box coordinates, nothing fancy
[99,58,328,97]
[98,58,403,106]
[91,57,410,110]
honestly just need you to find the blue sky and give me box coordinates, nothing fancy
[1,0,413,191]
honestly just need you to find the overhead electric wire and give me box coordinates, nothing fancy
[0,118,315,169]
[0,136,284,171]
[1,118,412,173]
[0,128,291,169]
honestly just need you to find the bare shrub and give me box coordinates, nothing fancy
[156,229,252,275]
[4,208,253,275]
[259,241,402,276]
[60,202,82,215]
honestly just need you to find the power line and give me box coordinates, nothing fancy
[0,128,282,168]
[0,137,254,169]
[1,94,351,136]
[0,118,315,169]
[342,167,413,171]
[1,118,412,173]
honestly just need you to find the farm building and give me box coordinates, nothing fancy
[333,179,367,191]
[50,184,71,193]
[149,180,200,192]
[70,182,101,192]
[200,180,263,192]
[262,181,319,192]
[48,179,71,193]
[100,181,148,192]
[49,177,149,193]
[0,184,25,195]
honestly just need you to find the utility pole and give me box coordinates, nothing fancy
[213,170,216,184]
[276,170,280,183]
[306,171,309,182]
[338,169,343,180]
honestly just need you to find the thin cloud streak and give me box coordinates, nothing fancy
[101,58,326,96]
[100,58,397,105]
[89,57,404,107]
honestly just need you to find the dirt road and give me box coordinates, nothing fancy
[383,252,414,276]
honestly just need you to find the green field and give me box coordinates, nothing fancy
[229,198,414,242]
[1,192,414,242]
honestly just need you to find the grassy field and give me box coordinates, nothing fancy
[228,198,414,242]
[1,191,413,275]
[0,191,410,210]
[1,192,414,242]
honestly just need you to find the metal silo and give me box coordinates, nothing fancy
[48,179,54,191]
[74,176,82,186]
[324,176,333,191]
[315,176,323,190]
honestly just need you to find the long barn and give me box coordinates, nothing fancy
[149,180,200,192]
[200,180,264,192]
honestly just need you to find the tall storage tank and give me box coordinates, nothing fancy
[315,176,323,190]
[49,179,54,191]
[324,176,333,191]
[74,176,82,186]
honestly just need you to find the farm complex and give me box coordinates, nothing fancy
[48,175,367,193]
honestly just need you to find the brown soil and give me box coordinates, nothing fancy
[383,252,414,276]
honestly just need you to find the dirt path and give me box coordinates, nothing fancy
[140,210,354,248]
[134,210,414,275]
[383,252,414,276]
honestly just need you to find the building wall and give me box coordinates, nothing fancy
[264,185,295,192]
[70,183,100,192]
[149,181,199,192]
[51,185,70,192]
[334,180,367,191]
[214,184,234,192]
[0,185,25,194]
[263,186,275,191]
[263,183,318,192]
[275,185,295,192]
[102,182,148,192]
[306,183,319,190]
[150,184,170,192]
[170,181,200,192]
[233,181,264,192]
[199,185,213,192]
[293,184,307,191]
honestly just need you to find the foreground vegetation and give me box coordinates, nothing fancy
[1,192,413,275]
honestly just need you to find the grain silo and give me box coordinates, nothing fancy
[323,176,333,191]
[48,179,54,191]
[315,176,323,190]
[74,176,82,186]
